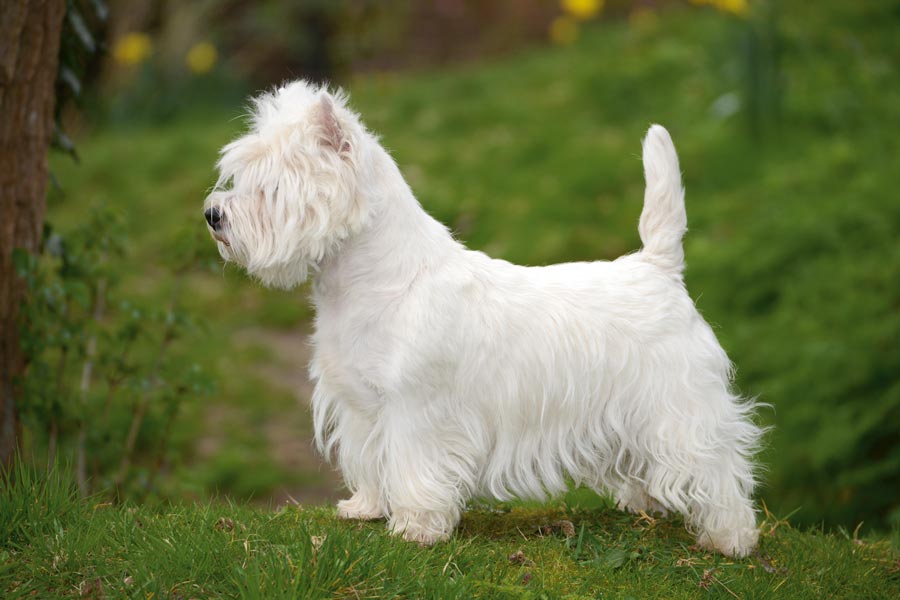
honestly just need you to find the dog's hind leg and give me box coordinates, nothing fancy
[639,389,761,557]
[641,442,759,557]
[686,437,760,558]
[693,486,759,558]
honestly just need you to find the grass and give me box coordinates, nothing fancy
[2,464,899,599]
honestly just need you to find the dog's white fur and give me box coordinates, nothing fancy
[205,80,763,557]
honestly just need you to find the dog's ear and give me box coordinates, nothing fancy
[317,95,352,158]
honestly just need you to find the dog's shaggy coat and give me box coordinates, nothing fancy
[204,80,763,557]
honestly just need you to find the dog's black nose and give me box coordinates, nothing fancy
[205,207,222,229]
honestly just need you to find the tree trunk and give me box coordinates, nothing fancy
[0,0,67,466]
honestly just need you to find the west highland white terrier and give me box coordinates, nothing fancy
[204,80,763,557]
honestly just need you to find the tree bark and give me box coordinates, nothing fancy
[0,0,67,466]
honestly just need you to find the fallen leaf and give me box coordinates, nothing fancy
[600,548,629,570]
[215,517,234,532]
[698,568,716,590]
[538,519,576,538]
[79,577,104,599]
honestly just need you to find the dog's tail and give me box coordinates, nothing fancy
[638,124,686,275]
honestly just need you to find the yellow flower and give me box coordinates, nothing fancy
[549,15,580,45]
[716,0,749,17]
[561,0,603,21]
[690,0,750,18]
[113,33,152,66]
[186,41,218,74]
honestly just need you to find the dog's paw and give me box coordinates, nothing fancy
[336,495,385,521]
[697,527,759,558]
[615,484,669,517]
[388,509,454,546]
[400,527,449,547]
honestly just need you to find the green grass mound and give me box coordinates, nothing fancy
[3,466,899,598]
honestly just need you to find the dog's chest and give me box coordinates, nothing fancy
[310,307,401,408]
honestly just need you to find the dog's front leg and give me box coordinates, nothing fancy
[336,489,384,521]
[332,408,387,521]
[380,403,475,546]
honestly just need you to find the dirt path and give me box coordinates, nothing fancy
[230,326,344,506]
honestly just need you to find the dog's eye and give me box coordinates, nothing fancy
[217,175,235,191]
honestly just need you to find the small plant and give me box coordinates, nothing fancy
[14,207,213,500]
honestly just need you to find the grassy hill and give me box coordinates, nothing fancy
[3,466,898,599]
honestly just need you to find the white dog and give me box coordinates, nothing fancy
[204,80,763,557]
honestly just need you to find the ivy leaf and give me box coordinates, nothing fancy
[89,0,109,22]
[46,234,65,258]
[59,66,82,97]
[598,548,629,570]
[67,7,95,53]
[53,124,79,163]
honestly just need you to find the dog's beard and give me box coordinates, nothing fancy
[211,194,318,289]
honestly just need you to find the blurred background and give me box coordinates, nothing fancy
[15,0,899,534]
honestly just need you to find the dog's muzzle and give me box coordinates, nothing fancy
[205,206,223,230]
[205,206,229,245]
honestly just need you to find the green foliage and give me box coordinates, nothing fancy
[16,207,214,499]
[1,465,898,598]
[99,52,247,127]
[53,0,108,162]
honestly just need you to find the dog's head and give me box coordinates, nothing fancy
[204,80,368,288]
